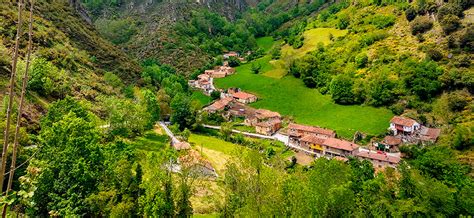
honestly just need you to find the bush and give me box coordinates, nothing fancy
[371,15,396,29]
[426,48,443,61]
[360,31,388,46]
[210,91,221,100]
[440,15,461,34]
[410,16,433,35]
[355,52,368,68]
[228,56,241,67]
[437,3,463,20]
[459,26,474,51]
[405,7,417,21]
[303,77,317,88]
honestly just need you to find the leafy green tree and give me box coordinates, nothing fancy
[103,97,151,137]
[251,62,262,74]
[367,73,396,106]
[142,89,161,125]
[210,90,221,100]
[228,56,241,67]
[171,93,195,130]
[26,100,103,216]
[440,14,461,34]
[402,60,442,100]
[330,74,355,104]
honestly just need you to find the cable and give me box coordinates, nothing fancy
[3,147,40,177]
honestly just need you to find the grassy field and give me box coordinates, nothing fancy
[264,28,348,78]
[256,36,275,53]
[191,91,212,106]
[215,29,393,139]
[131,130,169,152]
[189,134,244,155]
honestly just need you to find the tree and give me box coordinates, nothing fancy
[210,90,221,100]
[142,89,161,125]
[26,105,103,216]
[405,7,417,21]
[251,62,262,74]
[402,60,442,100]
[228,56,241,67]
[440,14,461,34]
[410,16,433,35]
[330,74,355,104]
[170,93,195,130]
[367,73,396,106]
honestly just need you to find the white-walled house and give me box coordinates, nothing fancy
[389,116,420,135]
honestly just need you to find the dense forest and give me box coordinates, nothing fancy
[0,0,472,216]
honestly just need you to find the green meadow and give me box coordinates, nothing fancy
[215,28,393,138]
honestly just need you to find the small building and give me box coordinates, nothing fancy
[172,141,191,151]
[322,137,359,157]
[419,126,441,143]
[288,123,336,145]
[300,134,326,155]
[354,150,400,169]
[389,116,420,135]
[376,136,402,152]
[223,51,239,59]
[244,109,281,126]
[232,91,257,104]
[204,97,234,113]
[255,119,282,136]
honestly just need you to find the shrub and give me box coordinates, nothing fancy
[440,14,461,34]
[360,31,388,46]
[405,7,417,21]
[437,3,463,20]
[303,77,317,88]
[355,52,368,68]
[410,16,433,35]
[459,26,474,51]
[228,56,241,67]
[104,72,123,88]
[371,15,396,29]
[210,91,221,100]
[426,48,443,61]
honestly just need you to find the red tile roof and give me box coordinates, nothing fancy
[390,116,418,127]
[233,92,256,100]
[355,151,400,164]
[288,123,336,138]
[323,138,359,151]
[207,97,233,111]
[255,109,281,119]
[300,134,326,145]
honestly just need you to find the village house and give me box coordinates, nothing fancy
[188,74,213,94]
[223,51,239,59]
[225,102,255,118]
[288,123,336,145]
[232,91,257,104]
[299,134,326,155]
[255,119,282,136]
[244,109,281,126]
[376,136,402,152]
[354,150,400,169]
[322,137,359,157]
[389,116,420,135]
[204,97,234,113]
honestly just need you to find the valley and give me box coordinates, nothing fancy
[0,0,473,217]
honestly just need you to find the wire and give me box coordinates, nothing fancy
[3,147,40,177]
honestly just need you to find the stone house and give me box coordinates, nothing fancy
[232,91,257,104]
